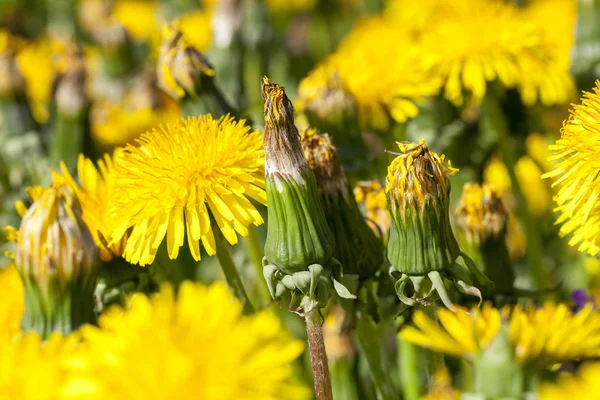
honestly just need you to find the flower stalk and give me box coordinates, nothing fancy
[305,308,334,400]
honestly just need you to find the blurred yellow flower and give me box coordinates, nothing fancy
[174,10,213,53]
[60,152,127,262]
[16,39,66,123]
[107,114,266,266]
[400,304,501,359]
[420,365,461,400]
[392,0,573,106]
[113,0,157,41]
[483,156,512,194]
[323,306,354,363]
[456,182,507,244]
[401,302,600,366]
[515,155,552,217]
[538,363,600,399]
[544,81,600,256]
[0,333,77,400]
[300,16,442,130]
[91,97,180,147]
[0,264,23,339]
[526,132,553,172]
[354,180,390,241]
[63,282,309,400]
[266,0,317,14]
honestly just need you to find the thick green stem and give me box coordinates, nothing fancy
[355,318,399,400]
[50,113,86,170]
[305,307,333,400]
[480,94,553,288]
[398,338,420,400]
[215,231,254,314]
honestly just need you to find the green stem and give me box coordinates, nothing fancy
[398,338,420,400]
[355,318,399,400]
[215,231,254,314]
[331,358,359,400]
[246,226,271,302]
[480,94,553,288]
[305,307,333,400]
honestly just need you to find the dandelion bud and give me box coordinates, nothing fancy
[298,64,368,174]
[456,182,514,294]
[261,77,353,312]
[158,26,234,117]
[456,183,507,245]
[301,128,383,281]
[16,175,98,336]
[386,139,491,309]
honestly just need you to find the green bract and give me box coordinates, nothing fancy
[385,140,492,309]
[260,77,354,313]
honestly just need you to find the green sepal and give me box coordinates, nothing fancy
[320,184,383,280]
[20,267,98,338]
[387,187,460,275]
[469,327,525,400]
[264,172,335,274]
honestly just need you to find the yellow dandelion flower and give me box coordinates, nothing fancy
[456,182,507,244]
[544,81,600,255]
[63,282,310,400]
[0,264,23,339]
[420,365,461,400]
[60,152,126,262]
[300,16,442,130]
[401,302,600,366]
[91,97,180,147]
[509,302,600,365]
[354,180,391,240]
[112,0,157,41]
[399,303,501,359]
[0,333,78,400]
[16,38,66,123]
[107,114,266,266]
[524,0,577,72]
[413,0,573,106]
[538,363,600,399]
[173,10,213,53]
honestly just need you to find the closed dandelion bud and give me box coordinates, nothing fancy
[301,128,383,281]
[456,183,514,294]
[298,64,368,175]
[386,139,491,309]
[261,77,353,312]
[157,26,234,118]
[16,174,98,337]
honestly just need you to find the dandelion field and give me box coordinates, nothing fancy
[2,0,600,398]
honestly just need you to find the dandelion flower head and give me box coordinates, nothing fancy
[64,282,309,400]
[107,114,266,266]
[544,81,600,256]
